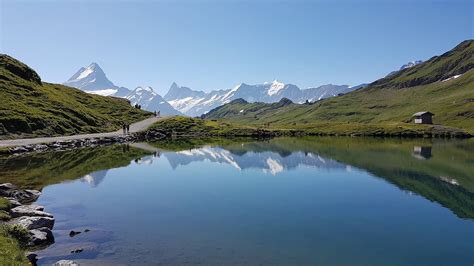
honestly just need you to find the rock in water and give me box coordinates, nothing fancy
[26,253,38,266]
[69,230,81,237]
[29,227,54,245]
[54,260,79,266]
[10,205,52,218]
[13,216,55,230]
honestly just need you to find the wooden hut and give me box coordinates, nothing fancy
[412,111,434,124]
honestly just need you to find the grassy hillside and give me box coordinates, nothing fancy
[0,54,151,139]
[203,40,474,135]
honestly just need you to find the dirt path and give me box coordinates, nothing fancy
[0,116,164,148]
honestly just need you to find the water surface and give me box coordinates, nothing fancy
[1,137,472,265]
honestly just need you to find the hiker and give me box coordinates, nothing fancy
[122,124,126,135]
[126,124,130,134]
[154,111,157,117]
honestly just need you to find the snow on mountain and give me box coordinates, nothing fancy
[64,63,123,96]
[400,60,423,70]
[164,81,363,116]
[126,86,182,115]
[387,60,423,77]
[64,63,182,115]
[163,146,346,175]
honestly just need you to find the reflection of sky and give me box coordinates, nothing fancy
[34,143,474,266]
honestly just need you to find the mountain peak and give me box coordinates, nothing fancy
[64,62,116,91]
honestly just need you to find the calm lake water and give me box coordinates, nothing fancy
[0,137,473,265]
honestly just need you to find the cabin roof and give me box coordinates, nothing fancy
[412,111,434,117]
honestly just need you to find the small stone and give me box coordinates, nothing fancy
[70,248,83,253]
[69,230,81,237]
[84,229,90,232]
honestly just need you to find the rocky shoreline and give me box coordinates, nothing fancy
[1,130,166,156]
[1,124,471,157]
[0,183,54,264]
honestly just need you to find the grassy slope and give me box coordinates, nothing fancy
[148,116,264,137]
[0,54,151,139]
[203,40,474,135]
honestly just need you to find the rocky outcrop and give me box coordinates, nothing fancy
[10,205,53,218]
[12,216,55,230]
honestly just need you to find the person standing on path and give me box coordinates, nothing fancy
[126,124,130,134]
[122,124,126,135]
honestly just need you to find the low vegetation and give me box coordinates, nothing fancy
[0,54,151,139]
[0,197,29,264]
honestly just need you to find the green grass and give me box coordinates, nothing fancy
[0,224,30,264]
[0,54,152,139]
[0,197,11,211]
[203,40,474,136]
[148,116,264,137]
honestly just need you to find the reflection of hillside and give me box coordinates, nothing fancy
[0,145,153,190]
[254,137,474,219]
[153,137,474,219]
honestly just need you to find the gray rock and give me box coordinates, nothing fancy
[10,205,52,218]
[7,198,22,208]
[26,253,38,265]
[11,189,41,203]
[29,227,54,245]
[10,146,29,154]
[13,216,55,230]
[54,260,79,266]
[33,144,48,151]
[0,183,16,190]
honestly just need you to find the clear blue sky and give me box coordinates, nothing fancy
[1,0,472,95]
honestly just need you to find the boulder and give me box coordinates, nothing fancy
[11,189,41,203]
[29,227,54,245]
[13,216,55,230]
[10,205,52,218]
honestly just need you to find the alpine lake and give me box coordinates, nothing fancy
[1,137,472,265]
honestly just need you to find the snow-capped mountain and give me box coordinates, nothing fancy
[164,80,364,116]
[64,63,130,96]
[387,60,423,77]
[126,86,182,115]
[64,63,182,115]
